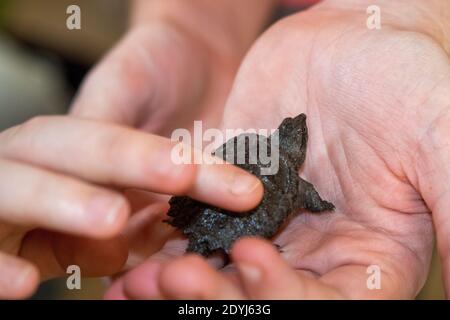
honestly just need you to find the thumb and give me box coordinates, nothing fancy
[231,238,342,299]
[71,24,207,129]
[417,112,450,297]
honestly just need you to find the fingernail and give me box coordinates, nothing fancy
[88,195,125,226]
[237,263,262,283]
[230,172,262,196]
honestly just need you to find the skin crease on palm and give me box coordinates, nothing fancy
[100,0,450,300]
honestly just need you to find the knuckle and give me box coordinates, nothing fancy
[170,163,197,195]
[101,128,156,183]
[0,125,20,153]
[12,116,53,144]
[0,116,52,156]
[101,129,138,177]
[20,116,52,133]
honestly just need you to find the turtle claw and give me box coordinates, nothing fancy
[274,243,284,253]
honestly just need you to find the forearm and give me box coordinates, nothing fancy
[320,0,450,52]
[132,0,277,58]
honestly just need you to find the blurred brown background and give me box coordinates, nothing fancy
[0,0,444,300]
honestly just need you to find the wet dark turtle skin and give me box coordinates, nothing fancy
[166,114,334,256]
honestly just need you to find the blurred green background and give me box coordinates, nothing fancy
[0,0,444,300]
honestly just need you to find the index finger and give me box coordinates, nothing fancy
[0,116,263,212]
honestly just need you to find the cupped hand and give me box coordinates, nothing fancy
[110,0,450,299]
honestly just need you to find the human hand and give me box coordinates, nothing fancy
[109,0,450,299]
[69,0,274,269]
[71,0,275,135]
[0,115,263,299]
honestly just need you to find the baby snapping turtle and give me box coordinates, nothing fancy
[166,114,334,256]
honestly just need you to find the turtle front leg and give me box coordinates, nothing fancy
[298,179,335,212]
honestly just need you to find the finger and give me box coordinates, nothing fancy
[20,230,128,280]
[104,277,129,300]
[123,236,226,299]
[416,113,450,296]
[71,25,206,128]
[0,252,39,299]
[123,237,187,300]
[231,238,342,299]
[123,189,169,213]
[158,255,245,300]
[123,203,173,269]
[124,260,164,300]
[0,158,128,238]
[0,116,263,212]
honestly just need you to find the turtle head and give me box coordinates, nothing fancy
[273,114,308,168]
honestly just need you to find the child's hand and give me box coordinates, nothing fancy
[0,116,262,299]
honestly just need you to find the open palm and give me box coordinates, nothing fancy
[107,3,450,299]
